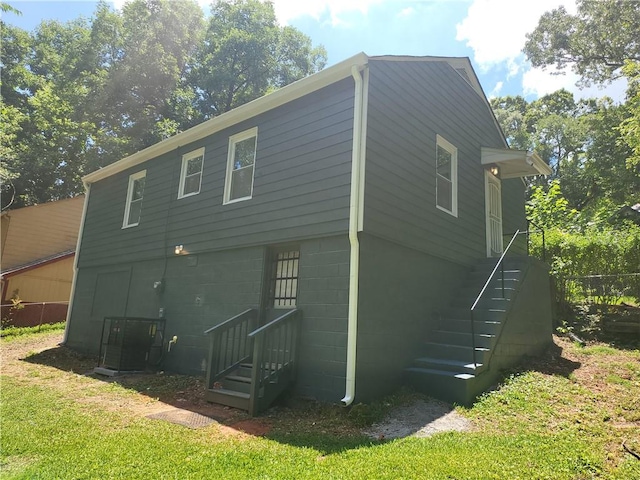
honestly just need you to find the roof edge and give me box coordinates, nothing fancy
[83,52,369,185]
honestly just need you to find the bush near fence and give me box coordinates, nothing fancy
[529,225,640,306]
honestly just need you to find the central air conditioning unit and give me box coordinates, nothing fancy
[98,317,166,372]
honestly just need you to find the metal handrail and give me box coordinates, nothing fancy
[470,229,522,367]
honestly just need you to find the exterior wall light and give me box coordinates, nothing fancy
[490,165,499,176]
[174,245,184,255]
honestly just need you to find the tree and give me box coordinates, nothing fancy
[187,0,326,120]
[524,0,640,85]
[1,0,327,208]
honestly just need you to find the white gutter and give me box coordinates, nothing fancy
[62,183,90,344]
[342,64,367,406]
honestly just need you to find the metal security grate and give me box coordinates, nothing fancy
[270,250,300,308]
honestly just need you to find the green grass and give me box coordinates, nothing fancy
[2,332,640,479]
[0,322,65,340]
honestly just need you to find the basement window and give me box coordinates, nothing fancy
[224,127,257,204]
[435,134,458,217]
[123,170,146,228]
[270,250,300,309]
[178,147,204,199]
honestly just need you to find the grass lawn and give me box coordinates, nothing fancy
[1,329,639,479]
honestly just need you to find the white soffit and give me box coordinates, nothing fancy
[481,148,552,178]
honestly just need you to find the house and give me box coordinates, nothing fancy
[64,53,553,413]
[1,196,85,326]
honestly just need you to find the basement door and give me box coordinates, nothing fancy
[485,170,503,257]
[261,247,300,323]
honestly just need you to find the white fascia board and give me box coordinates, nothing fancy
[83,52,370,185]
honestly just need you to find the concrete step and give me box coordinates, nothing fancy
[441,307,507,322]
[405,367,477,405]
[438,318,502,335]
[420,342,490,363]
[412,356,485,375]
[430,330,496,348]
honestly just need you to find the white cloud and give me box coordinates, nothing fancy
[522,66,628,102]
[397,7,415,18]
[456,1,628,101]
[112,0,382,26]
[271,0,383,26]
[488,81,503,99]
[456,0,576,71]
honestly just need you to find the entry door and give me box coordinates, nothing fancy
[485,171,503,257]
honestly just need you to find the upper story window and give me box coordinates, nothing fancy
[224,127,257,204]
[178,147,204,199]
[435,134,458,217]
[123,170,146,228]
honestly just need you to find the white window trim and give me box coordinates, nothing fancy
[435,134,458,217]
[223,127,258,205]
[122,170,146,229]
[177,147,205,199]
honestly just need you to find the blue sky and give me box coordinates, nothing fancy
[3,0,627,102]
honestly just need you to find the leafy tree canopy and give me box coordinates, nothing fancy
[523,0,640,85]
[1,0,326,208]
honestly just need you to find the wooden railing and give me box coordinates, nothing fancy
[204,308,258,390]
[247,309,301,416]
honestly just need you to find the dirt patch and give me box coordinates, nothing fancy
[363,399,471,440]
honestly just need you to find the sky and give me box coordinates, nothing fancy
[2,0,628,103]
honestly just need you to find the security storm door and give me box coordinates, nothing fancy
[485,171,503,257]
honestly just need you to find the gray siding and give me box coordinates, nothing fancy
[363,60,508,265]
[356,233,468,402]
[78,79,355,269]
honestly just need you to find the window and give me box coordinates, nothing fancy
[224,127,257,204]
[435,134,458,217]
[270,250,300,308]
[123,170,146,228]
[178,147,204,198]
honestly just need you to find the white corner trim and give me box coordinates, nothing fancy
[62,184,91,344]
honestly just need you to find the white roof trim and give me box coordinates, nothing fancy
[481,147,552,178]
[83,52,369,185]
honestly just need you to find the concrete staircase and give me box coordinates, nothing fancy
[406,257,527,405]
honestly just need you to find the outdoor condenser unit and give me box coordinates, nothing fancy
[98,317,166,371]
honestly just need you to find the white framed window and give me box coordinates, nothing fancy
[178,147,204,199]
[123,170,146,228]
[435,134,458,217]
[224,127,257,204]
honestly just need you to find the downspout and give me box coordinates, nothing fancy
[342,64,366,406]
[62,182,91,345]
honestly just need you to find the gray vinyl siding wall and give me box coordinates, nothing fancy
[78,78,355,269]
[363,60,507,266]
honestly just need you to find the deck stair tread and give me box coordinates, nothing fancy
[406,366,475,380]
[208,388,249,399]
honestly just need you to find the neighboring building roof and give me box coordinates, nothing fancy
[1,250,75,278]
[1,196,84,270]
[82,53,509,185]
